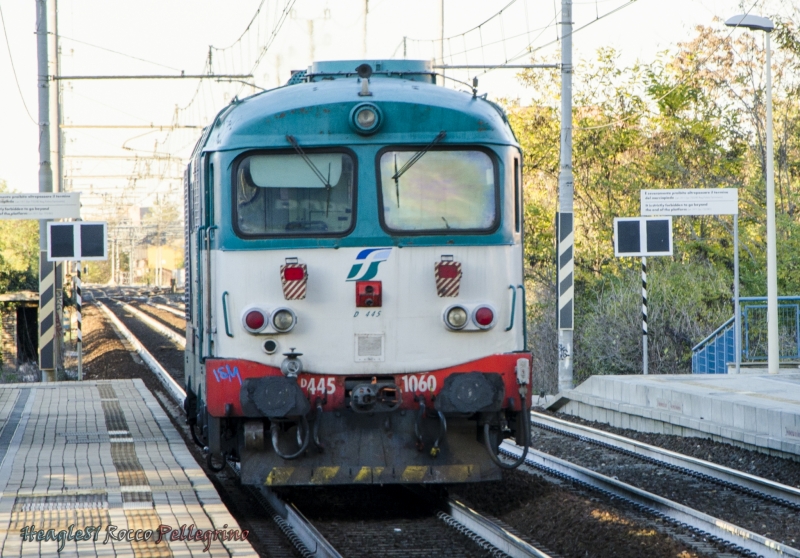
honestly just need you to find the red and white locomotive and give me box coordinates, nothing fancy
[184,60,531,486]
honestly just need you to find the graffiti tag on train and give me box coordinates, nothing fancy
[211,364,242,385]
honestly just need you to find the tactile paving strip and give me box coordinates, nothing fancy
[98,384,173,558]
[58,432,163,444]
[13,494,108,511]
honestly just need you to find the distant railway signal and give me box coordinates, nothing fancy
[613,217,673,257]
[47,221,107,382]
[613,216,673,376]
[47,222,108,262]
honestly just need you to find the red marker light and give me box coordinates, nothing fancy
[356,281,382,307]
[473,306,494,328]
[244,310,266,331]
[283,267,305,281]
[438,264,459,279]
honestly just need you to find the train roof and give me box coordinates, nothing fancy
[201,60,518,153]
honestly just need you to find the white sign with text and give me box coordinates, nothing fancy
[641,188,738,216]
[0,193,80,219]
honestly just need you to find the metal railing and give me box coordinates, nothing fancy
[692,317,735,374]
[692,296,800,373]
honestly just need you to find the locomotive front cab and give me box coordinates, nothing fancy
[184,60,532,486]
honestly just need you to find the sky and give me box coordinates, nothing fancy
[0,0,787,218]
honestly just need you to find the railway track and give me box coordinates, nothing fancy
[88,291,800,556]
[90,294,555,558]
[502,411,800,557]
[530,411,800,509]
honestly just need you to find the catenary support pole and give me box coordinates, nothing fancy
[557,0,574,392]
[51,0,63,377]
[363,0,368,57]
[130,234,134,286]
[642,257,648,375]
[439,0,445,82]
[37,0,56,382]
[764,31,779,374]
[734,214,741,374]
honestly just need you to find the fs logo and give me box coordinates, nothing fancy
[346,248,392,281]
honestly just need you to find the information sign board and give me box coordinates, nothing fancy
[0,193,80,219]
[641,188,738,216]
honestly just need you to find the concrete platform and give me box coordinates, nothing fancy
[0,380,257,557]
[547,373,800,460]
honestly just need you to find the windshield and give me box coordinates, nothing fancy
[378,149,497,233]
[234,151,355,236]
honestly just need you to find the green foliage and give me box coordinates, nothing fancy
[0,182,39,293]
[577,259,731,382]
[512,21,800,387]
[82,260,110,284]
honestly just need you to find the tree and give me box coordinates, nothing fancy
[511,19,800,388]
[0,181,39,293]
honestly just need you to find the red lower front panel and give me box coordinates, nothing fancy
[205,354,531,418]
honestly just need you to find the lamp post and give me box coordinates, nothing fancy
[725,14,778,374]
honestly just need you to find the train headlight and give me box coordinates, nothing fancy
[472,306,496,329]
[350,103,383,135]
[444,305,469,330]
[243,308,268,333]
[357,108,376,128]
[271,308,297,333]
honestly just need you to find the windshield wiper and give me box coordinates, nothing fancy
[391,130,446,208]
[286,135,333,215]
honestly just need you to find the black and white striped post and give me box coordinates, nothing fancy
[76,262,82,380]
[614,216,673,375]
[642,257,648,375]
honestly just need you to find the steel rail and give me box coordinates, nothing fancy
[96,300,186,407]
[148,301,186,319]
[252,486,342,558]
[405,484,550,557]
[118,301,186,347]
[98,297,329,558]
[530,411,800,510]
[444,498,551,558]
[501,442,799,558]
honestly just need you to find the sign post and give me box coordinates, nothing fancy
[614,216,673,375]
[47,221,107,380]
[642,257,648,375]
[640,188,740,374]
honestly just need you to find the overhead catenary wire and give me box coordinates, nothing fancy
[401,0,638,81]
[0,3,36,124]
[477,0,640,76]
[403,0,518,46]
[64,0,298,218]
[401,0,658,86]
[57,34,184,72]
